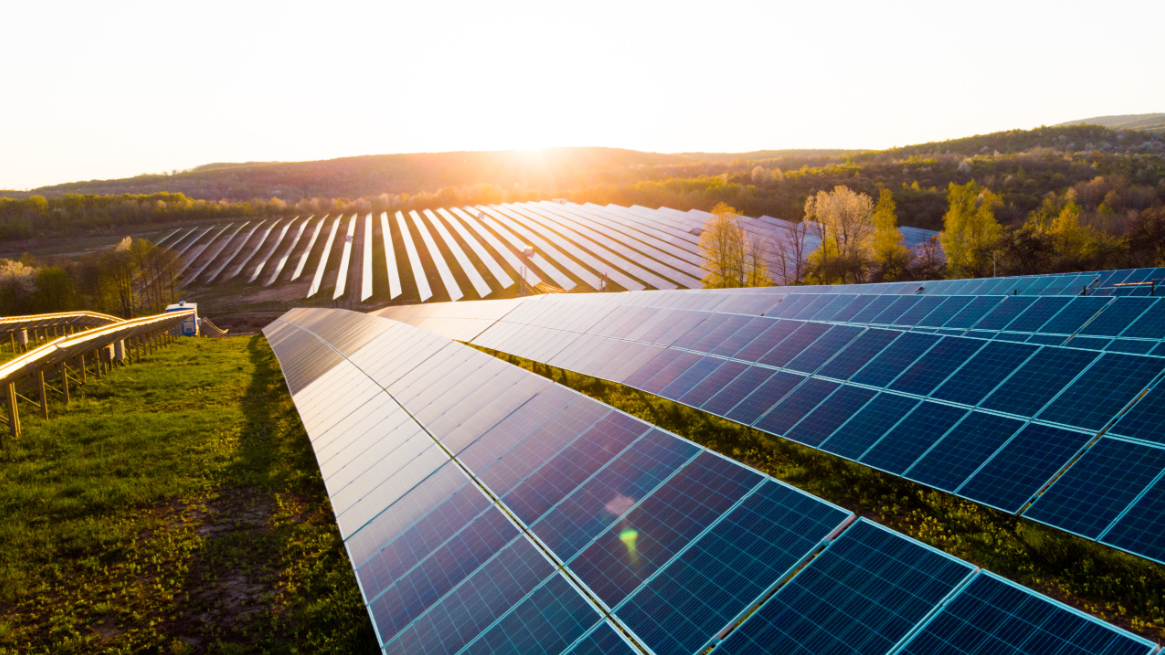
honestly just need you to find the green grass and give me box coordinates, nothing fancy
[479,348,1165,642]
[0,336,377,654]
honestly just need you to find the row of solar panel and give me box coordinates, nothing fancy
[771,266,1165,298]
[456,297,1165,564]
[263,308,1155,655]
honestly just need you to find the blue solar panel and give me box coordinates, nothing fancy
[683,314,754,353]
[1108,379,1165,445]
[1101,474,1165,565]
[942,295,1003,329]
[1121,299,1165,340]
[715,520,973,655]
[708,317,770,357]
[971,295,1038,330]
[734,319,801,362]
[657,356,724,401]
[816,328,900,380]
[758,322,830,367]
[1038,296,1112,335]
[851,331,941,387]
[929,339,1040,405]
[784,325,864,373]
[754,378,839,435]
[640,352,704,395]
[870,295,922,325]
[1104,339,1157,354]
[980,347,1098,417]
[622,349,683,388]
[560,622,638,655]
[905,412,1025,493]
[677,360,748,409]
[787,385,878,448]
[1080,298,1157,337]
[891,295,948,326]
[532,429,699,561]
[860,402,968,474]
[830,294,878,321]
[615,480,850,655]
[724,371,805,425]
[898,572,1155,655]
[461,573,601,655]
[809,294,860,321]
[917,296,975,328]
[889,336,985,396]
[957,424,1093,513]
[1023,438,1165,540]
[791,294,840,320]
[820,392,919,460]
[1007,296,1073,332]
[568,451,762,608]
[381,535,556,655]
[501,412,648,525]
[701,366,777,416]
[849,294,899,323]
[1037,353,1165,431]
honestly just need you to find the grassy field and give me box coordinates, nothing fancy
[0,336,377,654]
[478,348,1165,642]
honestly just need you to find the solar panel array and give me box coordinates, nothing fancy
[374,270,1165,569]
[263,307,1155,655]
[158,202,941,301]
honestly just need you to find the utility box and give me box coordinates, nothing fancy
[165,301,199,337]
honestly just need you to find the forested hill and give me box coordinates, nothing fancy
[1054,113,1165,133]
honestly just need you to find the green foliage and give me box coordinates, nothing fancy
[869,187,912,281]
[940,181,1003,278]
[480,348,1165,642]
[0,337,377,654]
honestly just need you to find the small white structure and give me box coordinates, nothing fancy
[165,301,199,336]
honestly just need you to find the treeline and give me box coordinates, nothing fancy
[0,238,178,318]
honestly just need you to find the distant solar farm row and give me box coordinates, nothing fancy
[264,307,1158,655]
[152,203,938,302]
[376,270,1165,570]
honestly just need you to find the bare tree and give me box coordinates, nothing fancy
[698,203,771,288]
[772,220,812,285]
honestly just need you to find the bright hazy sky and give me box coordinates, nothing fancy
[4,0,1163,191]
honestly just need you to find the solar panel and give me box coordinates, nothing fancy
[307,216,342,297]
[860,401,967,475]
[395,211,433,302]
[905,412,1025,493]
[1080,297,1157,336]
[957,424,1093,513]
[1037,353,1165,431]
[979,347,1099,417]
[898,572,1155,655]
[410,210,464,301]
[333,215,357,299]
[1023,438,1165,540]
[851,331,940,387]
[1038,296,1113,334]
[754,377,839,435]
[889,336,984,396]
[715,520,974,655]
[1100,473,1165,565]
[820,392,919,460]
[1005,296,1073,332]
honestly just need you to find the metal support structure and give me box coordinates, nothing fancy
[36,371,48,419]
[60,363,70,405]
[5,382,18,440]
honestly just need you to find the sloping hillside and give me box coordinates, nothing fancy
[1054,113,1165,133]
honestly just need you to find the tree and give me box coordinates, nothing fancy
[803,186,875,283]
[32,267,77,313]
[698,203,771,288]
[751,166,770,184]
[869,187,913,281]
[773,219,812,285]
[939,181,1002,278]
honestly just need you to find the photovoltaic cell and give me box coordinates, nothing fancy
[1023,438,1165,539]
[709,317,772,357]
[786,385,877,448]
[905,413,1025,493]
[1101,474,1165,565]
[754,378,839,435]
[757,322,830,368]
[830,294,877,321]
[1081,298,1156,337]
[980,347,1098,417]
[1108,380,1165,445]
[898,572,1155,655]
[930,340,1038,406]
[701,366,777,416]
[942,295,1003,329]
[1006,296,1072,333]
[860,402,967,474]
[715,520,972,655]
[816,328,900,380]
[784,325,864,373]
[724,371,805,425]
[851,331,940,387]
[568,451,761,608]
[957,424,1093,513]
[614,480,850,655]
[461,573,600,655]
[677,360,748,409]
[1122,299,1165,340]
[972,295,1038,331]
[733,320,801,362]
[917,296,975,328]
[1037,353,1165,431]
[1038,296,1112,335]
[889,336,984,396]
[820,392,919,460]
[560,622,637,655]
